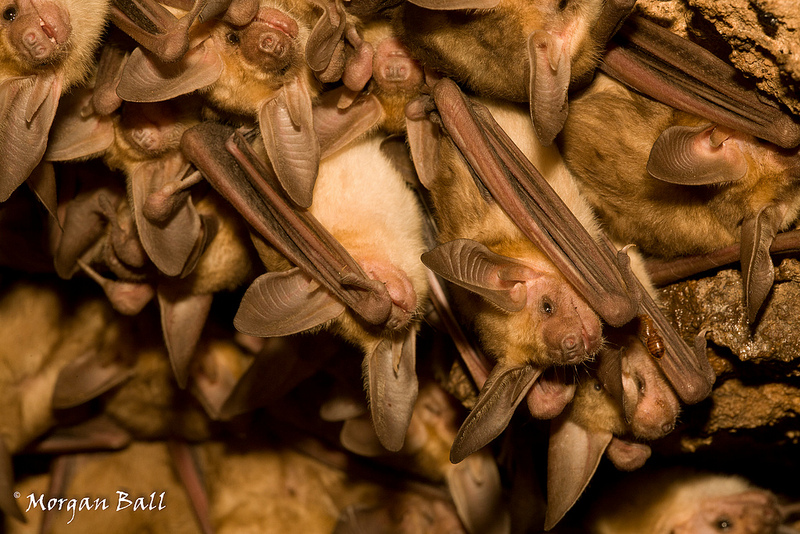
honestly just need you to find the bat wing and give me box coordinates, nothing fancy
[544,417,613,530]
[0,73,63,203]
[427,79,639,327]
[602,15,800,149]
[450,363,542,464]
[45,86,115,162]
[181,122,395,326]
[116,40,223,103]
[110,0,207,63]
[367,328,419,452]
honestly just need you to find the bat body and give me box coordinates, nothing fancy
[394,0,634,144]
[0,0,110,202]
[587,470,786,534]
[560,74,800,322]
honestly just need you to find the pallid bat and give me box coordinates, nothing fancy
[405,83,695,464]
[0,0,110,203]
[0,277,126,522]
[394,0,636,145]
[544,329,681,530]
[587,469,794,534]
[182,124,429,451]
[339,381,511,534]
[559,72,800,324]
[115,0,349,208]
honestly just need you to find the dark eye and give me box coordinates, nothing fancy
[226,32,240,45]
[557,0,568,10]
[541,299,554,315]
[3,6,16,21]
[716,518,732,530]
[593,382,602,391]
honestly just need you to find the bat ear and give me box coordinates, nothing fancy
[92,45,128,116]
[0,73,62,202]
[77,259,156,316]
[213,0,260,25]
[258,77,320,209]
[741,204,783,324]
[647,124,748,185]
[0,438,24,522]
[421,239,538,312]
[527,30,570,147]
[604,437,651,471]
[366,328,419,452]
[450,363,542,464]
[447,452,511,534]
[131,159,203,277]
[31,416,132,454]
[116,41,223,103]
[45,86,115,162]
[313,87,383,158]
[406,97,442,190]
[544,418,613,530]
[51,349,136,409]
[525,367,577,420]
[234,267,346,337]
[158,290,214,389]
[339,417,387,457]
[305,0,348,75]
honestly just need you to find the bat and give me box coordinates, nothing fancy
[115,0,353,208]
[0,276,128,522]
[393,0,637,145]
[559,72,800,324]
[587,469,792,534]
[406,84,648,463]
[182,122,430,452]
[544,336,681,530]
[0,0,110,204]
[339,380,511,534]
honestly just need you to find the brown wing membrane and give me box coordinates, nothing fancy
[602,15,800,149]
[427,79,639,327]
[180,123,395,326]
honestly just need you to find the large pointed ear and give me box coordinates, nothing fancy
[45,86,115,162]
[0,73,62,202]
[544,418,613,530]
[0,438,24,522]
[130,158,203,277]
[313,87,382,158]
[234,268,345,337]
[116,41,223,103]
[51,349,136,409]
[450,363,542,464]
[647,124,748,185]
[340,416,386,457]
[421,239,537,312]
[305,0,347,78]
[31,415,132,454]
[158,289,214,389]
[259,77,320,209]
[367,328,419,452]
[527,30,570,147]
[405,97,442,190]
[447,452,511,534]
[741,204,783,324]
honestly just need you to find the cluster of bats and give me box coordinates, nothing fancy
[1,0,799,532]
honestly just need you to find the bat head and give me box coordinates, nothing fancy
[206,1,317,114]
[670,492,782,534]
[0,0,71,72]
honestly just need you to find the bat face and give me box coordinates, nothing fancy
[204,0,317,114]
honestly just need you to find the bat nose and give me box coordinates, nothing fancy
[560,333,584,363]
[259,33,286,57]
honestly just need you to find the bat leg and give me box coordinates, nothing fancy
[110,0,203,63]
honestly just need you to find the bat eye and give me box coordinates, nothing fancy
[593,382,602,392]
[540,298,554,315]
[557,0,568,10]
[227,32,240,45]
[2,6,16,21]
[716,518,733,530]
